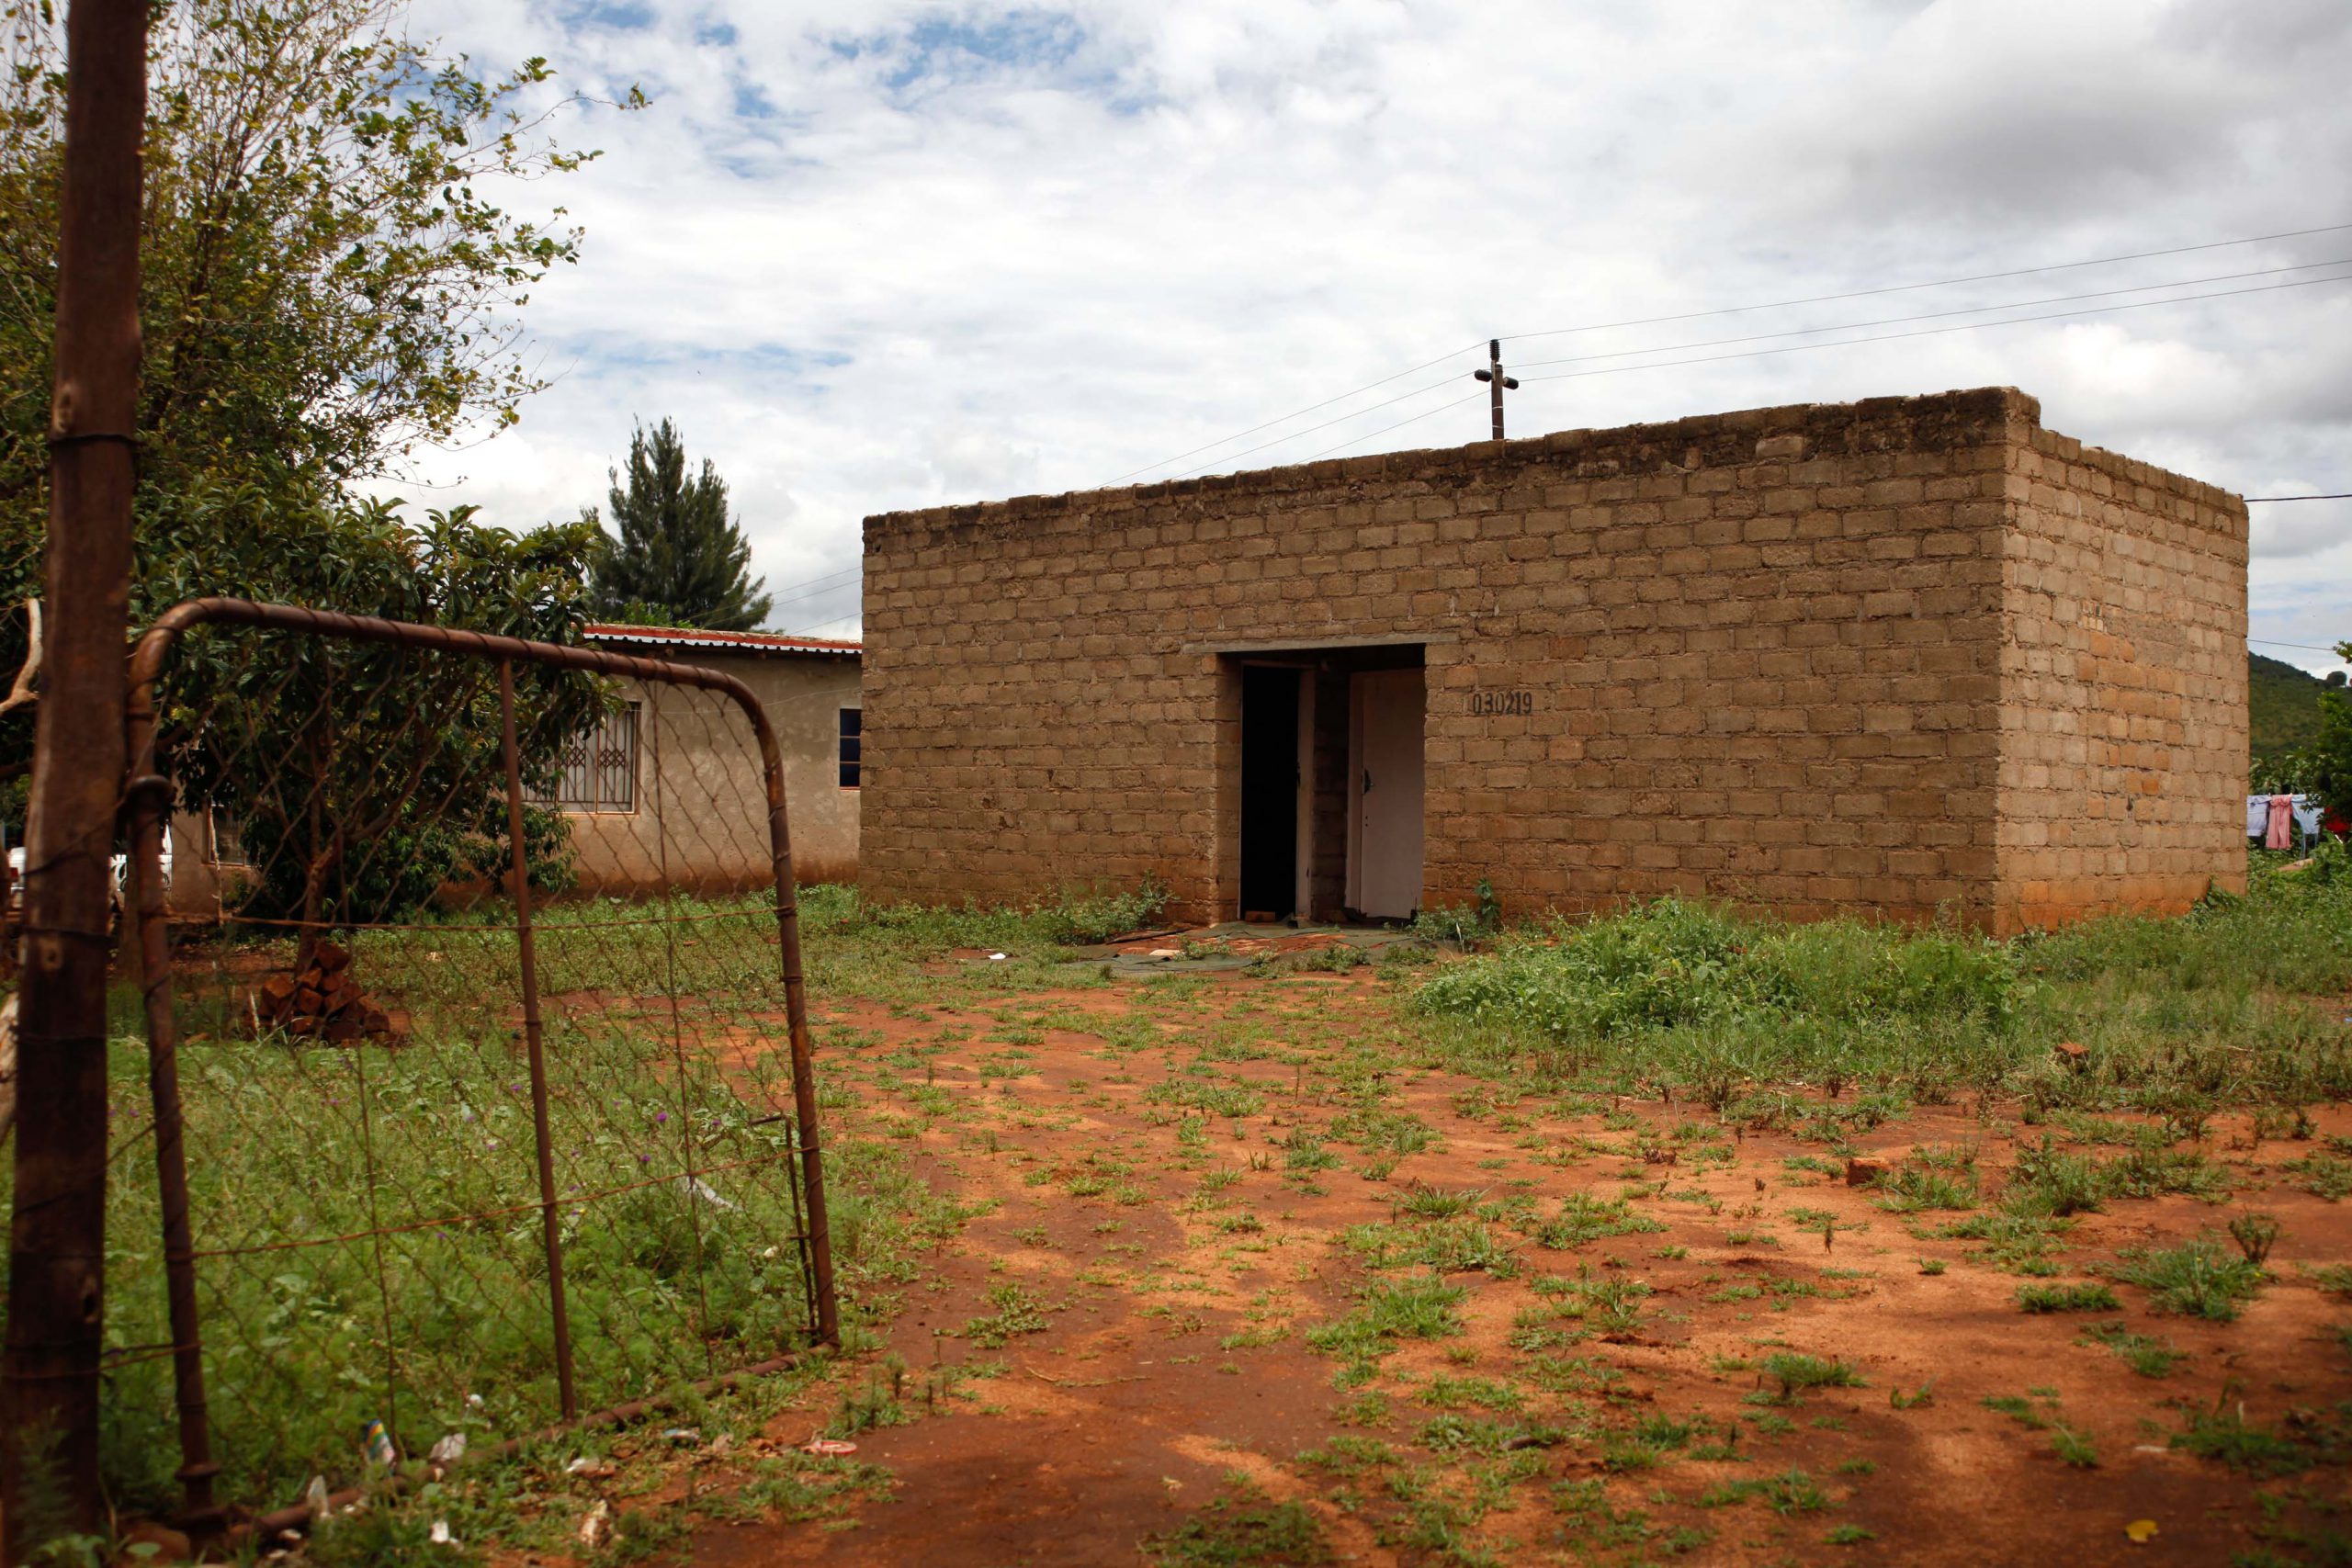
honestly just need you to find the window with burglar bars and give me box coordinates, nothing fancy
[839,706,861,790]
[536,701,639,812]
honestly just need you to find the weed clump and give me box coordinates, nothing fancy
[2015,1282,2120,1314]
[2109,1235,2267,1321]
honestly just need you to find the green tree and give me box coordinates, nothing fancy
[586,419,774,631]
[155,495,606,932]
[2308,640,2352,823]
[0,0,629,783]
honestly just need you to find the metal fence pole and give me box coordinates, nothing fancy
[2,0,149,1550]
[742,710,839,1347]
[119,758,218,1524]
[500,660,578,1420]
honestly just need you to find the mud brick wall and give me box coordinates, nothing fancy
[1995,425,2249,927]
[861,387,2247,931]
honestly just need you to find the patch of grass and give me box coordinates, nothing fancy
[2110,1235,2267,1321]
[2281,1151,2352,1201]
[962,1281,1051,1348]
[2078,1321,2188,1377]
[2169,1404,2352,1478]
[1699,1467,1832,1516]
[1758,1353,1866,1404]
[2050,1426,2099,1468]
[1306,1275,1468,1363]
[1530,1190,1668,1248]
[1876,1147,1980,1213]
[1145,1495,1332,1566]
[2015,1282,2121,1314]
[1340,1219,1518,1277]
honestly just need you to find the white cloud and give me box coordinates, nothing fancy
[385,0,2352,659]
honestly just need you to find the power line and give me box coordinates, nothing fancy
[1111,340,1482,484]
[764,570,862,613]
[1510,257,2352,374]
[2249,637,2346,654]
[1165,367,1481,480]
[1117,220,2352,488]
[1304,389,1492,462]
[1499,220,2352,344]
[2245,493,2352,502]
[1515,271,2352,389]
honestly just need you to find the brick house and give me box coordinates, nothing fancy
[858,388,2247,933]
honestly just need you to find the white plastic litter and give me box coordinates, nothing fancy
[577,1501,612,1549]
[427,1431,467,1467]
[302,1475,329,1524]
[429,1520,456,1547]
[987,952,1007,961]
[677,1176,737,1211]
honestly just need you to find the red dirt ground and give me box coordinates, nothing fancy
[516,963,2351,1567]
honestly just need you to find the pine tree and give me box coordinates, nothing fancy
[585,419,773,630]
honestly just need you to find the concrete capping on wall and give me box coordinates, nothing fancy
[866,387,2190,543]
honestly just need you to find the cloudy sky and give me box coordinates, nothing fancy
[396,0,2352,671]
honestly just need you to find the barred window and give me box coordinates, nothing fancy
[537,703,639,813]
[209,808,246,866]
[839,708,861,790]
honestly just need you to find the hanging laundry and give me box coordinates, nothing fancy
[2246,795,2270,838]
[2291,795,2322,839]
[2265,794,2294,851]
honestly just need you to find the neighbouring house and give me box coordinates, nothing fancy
[551,625,863,894]
[162,625,863,915]
[859,387,2248,934]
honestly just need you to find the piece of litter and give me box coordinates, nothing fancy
[662,1427,702,1444]
[429,1520,455,1547]
[564,1455,616,1478]
[466,1392,484,1408]
[303,1476,329,1524]
[578,1501,613,1548]
[708,1433,735,1458]
[800,1438,858,1457]
[987,952,1007,961]
[362,1416,397,1472]
[676,1175,737,1211]
[2125,1518,2159,1544]
[1147,948,1182,959]
[427,1431,467,1467]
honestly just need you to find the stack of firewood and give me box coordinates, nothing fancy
[254,941,392,1042]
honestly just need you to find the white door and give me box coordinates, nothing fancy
[1349,668,1425,919]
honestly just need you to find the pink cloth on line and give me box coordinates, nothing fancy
[2266,794,2294,851]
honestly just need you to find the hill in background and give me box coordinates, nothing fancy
[2250,650,2344,761]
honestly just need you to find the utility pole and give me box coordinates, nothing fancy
[1473,338,1519,440]
[3,0,149,1553]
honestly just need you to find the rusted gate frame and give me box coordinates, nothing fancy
[119,595,840,1527]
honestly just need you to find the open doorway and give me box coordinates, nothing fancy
[1225,643,1424,924]
[1238,663,1305,919]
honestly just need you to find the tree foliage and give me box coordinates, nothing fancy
[0,0,624,514]
[586,419,773,631]
[2308,640,2352,822]
[155,497,605,924]
[0,0,629,866]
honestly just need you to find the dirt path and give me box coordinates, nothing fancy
[677,963,2352,1567]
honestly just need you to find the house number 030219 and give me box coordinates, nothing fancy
[1469,690,1532,716]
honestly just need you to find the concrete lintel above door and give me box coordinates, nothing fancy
[1182,632,1453,656]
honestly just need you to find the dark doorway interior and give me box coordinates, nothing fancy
[1238,664,1301,919]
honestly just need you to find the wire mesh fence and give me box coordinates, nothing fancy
[96,598,837,1529]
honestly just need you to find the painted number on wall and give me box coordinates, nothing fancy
[1468,689,1533,716]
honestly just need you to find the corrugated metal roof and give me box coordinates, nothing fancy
[583,624,861,656]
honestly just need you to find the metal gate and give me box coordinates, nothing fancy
[114,598,838,1530]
